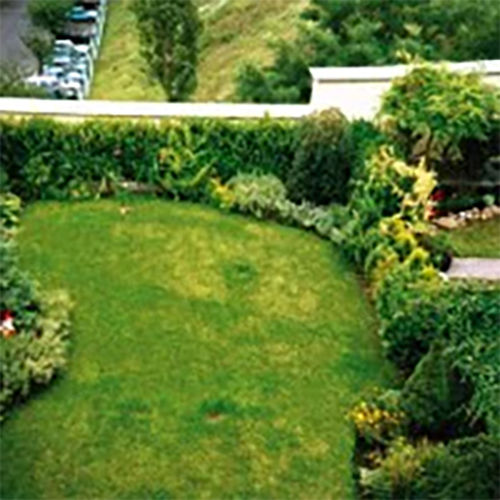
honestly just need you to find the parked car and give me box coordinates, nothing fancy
[68,6,99,23]
[26,0,108,100]
[66,69,90,97]
[58,78,84,100]
[61,22,100,55]
[24,75,60,97]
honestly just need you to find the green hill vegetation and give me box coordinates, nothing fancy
[91,0,307,101]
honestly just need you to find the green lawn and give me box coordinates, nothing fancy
[449,218,500,258]
[1,199,392,498]
[91,0,307,102]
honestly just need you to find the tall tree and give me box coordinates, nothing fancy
[27,0,73,37]
[132,0,201,102]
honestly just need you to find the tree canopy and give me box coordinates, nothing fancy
[133,0,201,102]
[236,0,500,103]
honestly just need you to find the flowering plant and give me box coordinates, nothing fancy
[0,310,16,338]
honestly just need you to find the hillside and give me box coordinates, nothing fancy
[91,0,307,101]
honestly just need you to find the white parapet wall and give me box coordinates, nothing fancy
[1,60,499,120]
[309,60,500,120]
[0,99,313,120]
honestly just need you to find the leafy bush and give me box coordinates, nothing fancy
[377,279,499,378]
[400,340,476,440]
[0,193,22,231]
[342,147,436,267]
[0,63,50,99]
[0,217,72,419]
[211,173,345,241]
[0,290,71,419]
[286,108,351,205]
[378,64,500,182]
[217,173,287,219]
[0,118,299,201]
[414,434,500,500]
[361,434,500,499]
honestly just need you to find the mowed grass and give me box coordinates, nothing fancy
[448,218,500,258]
[1,199,392,498]
[91,0,307,101]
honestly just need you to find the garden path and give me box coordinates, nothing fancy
[447,258,500,281]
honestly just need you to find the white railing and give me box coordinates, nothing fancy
[0,99,313,119]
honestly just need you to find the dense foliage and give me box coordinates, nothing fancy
[0,118,299,201]
[0,64,50,99]
[132,0,201,101]
[211,173,342,240]
[0,194,71,420]
[236,0,500,103]
[379,64,500,183]
[27,0,73,37]
[361,434,500,499]
[285,108,352,205]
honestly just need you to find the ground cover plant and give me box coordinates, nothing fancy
[0,199,393,498]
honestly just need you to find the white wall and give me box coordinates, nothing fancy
[309,60,500,120]
[1,60,499,120]
[0,99,313,120]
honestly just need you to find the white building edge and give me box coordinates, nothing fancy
[309,60,500,120]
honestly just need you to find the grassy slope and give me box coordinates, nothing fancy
[448,218,500,258]
[195,0,308,101]
[91,0,164,101]
[1,200,392,498]
[91,0,307,101]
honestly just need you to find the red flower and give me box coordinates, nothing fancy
[1,310,16,338]
[430,190,446,202]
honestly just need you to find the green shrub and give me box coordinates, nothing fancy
[343,119,387,184]
[0,118,299,201]
[286,108,352,205]
[414,434,500,499]
[377,278,500,388]
[342,147,436,267]
[0,223,72,419]
[361,434,500,499]
[211,173,345,241]
[400,340,476,440]
[0,193,22,231]
[378,64,500,182]
[0,290,71,419]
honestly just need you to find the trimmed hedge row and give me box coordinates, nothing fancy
[0,118,299,200]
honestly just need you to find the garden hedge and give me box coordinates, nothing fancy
[0,117,299,200]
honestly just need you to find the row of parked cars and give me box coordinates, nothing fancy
[25,0,108,99]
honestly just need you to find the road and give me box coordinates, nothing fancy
[0,0,36,74]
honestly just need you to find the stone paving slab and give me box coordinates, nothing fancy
[447,258,500,281]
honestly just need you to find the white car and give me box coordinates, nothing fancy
[58,79,84,100]
[66,69,89,97]
[25,75,60,96]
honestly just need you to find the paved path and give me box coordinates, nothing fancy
[0,0,36,73]
[447,258,500,281]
